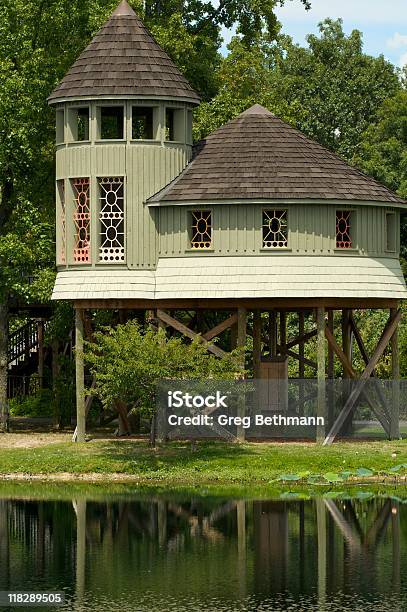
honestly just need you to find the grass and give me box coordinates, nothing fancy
[0,438,405,486]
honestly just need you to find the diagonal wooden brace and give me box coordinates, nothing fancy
[323,308,402,445]
[324,326,391,436]
[203,313,238,341]
[156,309,227,358]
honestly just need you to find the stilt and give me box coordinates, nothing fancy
[237,308,247,441]
[75,308,86,443]
[390,306,400,439]
[327,310,335,428]
[280,312,286,356]
[341,309,353,434]
[299,312,305,416]
[253,310,262,379]
[269,311,277,357]
[37,319,45,387]
[317,307,326,442]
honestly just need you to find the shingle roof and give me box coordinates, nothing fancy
[149,104,405,204]
[48,0,199,104]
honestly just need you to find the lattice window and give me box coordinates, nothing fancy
[190,210,212,249]
[73,178,91,263]
[99,177,125,262]
[57,180,66,264]
[336,210,352,248]
[262,210,288,248]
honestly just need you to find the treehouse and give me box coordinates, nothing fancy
[48,0,407,444]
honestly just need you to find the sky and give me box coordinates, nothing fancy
[220,0,407,68]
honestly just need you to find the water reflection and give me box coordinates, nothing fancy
[0,492,405,611]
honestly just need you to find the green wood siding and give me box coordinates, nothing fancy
[157,204,400,259]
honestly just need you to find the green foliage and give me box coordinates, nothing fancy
[353,87,407,267]
[86,320,243,417]
[9,388,54,417]
[195,19,400,162]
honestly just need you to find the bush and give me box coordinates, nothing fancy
[9,388,54,417]
[85,320,243,418]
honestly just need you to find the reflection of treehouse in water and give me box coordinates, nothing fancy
[323,497,401,597]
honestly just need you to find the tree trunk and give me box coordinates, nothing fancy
[0,302,9,432]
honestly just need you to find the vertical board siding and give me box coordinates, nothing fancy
[158,204,395,259]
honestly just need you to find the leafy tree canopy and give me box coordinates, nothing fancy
[86,320,243,416]
[195,19,401,161]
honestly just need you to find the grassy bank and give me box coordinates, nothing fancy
[0,437,405,486]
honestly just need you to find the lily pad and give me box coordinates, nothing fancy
[355,467,374,477]
[389,463,407,473]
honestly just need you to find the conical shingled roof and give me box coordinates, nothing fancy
[48,0,199,104]
[149,104,405,204]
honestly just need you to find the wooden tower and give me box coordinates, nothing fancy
[48,1,407,443]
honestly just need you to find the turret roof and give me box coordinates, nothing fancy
[149,105,405,204]
[48,0,199,104]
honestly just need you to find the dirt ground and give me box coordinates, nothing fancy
[0,433,73,449]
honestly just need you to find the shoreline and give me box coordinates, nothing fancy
[0,471,405,486]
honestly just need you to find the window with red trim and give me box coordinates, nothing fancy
[336,210,352,249]
[73,178,91,263]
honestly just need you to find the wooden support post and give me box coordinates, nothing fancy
[269,311,277,357]
[280,312,286,355]
[390,306,400,439]
[237,308,247,442]
[51,339,60,429]
[341,309,353,434]
[253,311,262,379]
[317,307,326,442]
[299,312,305,416]
[75,308,86,443]
[327,311,335,428]
[37,319,45,387]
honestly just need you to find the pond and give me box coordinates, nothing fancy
[0,487,405,611]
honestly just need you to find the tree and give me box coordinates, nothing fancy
[86,320,242,418]
[195,19,400,160]
[353,90,407,198]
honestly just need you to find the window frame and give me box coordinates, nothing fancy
[96,104,125,141]
[385,211,397,253]
[188,209,213,251]
[335,209,356,250]
[97,176,126,264]
[261,209,289,250]
[165,106,185,142]
[131,105,158,141]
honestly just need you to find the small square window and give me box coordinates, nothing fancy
[165,108,175,141]
[190,210,212,249]
[165,108,184,141]
[336,210,352,248]
[100,106,124,140]
[262,210,288,248]
[132,107,154,139]
[77,107,89,141]
[386,212,396,252]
